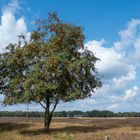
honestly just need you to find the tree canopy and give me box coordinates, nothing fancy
[0,12,102,132]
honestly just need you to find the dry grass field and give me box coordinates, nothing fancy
[0,117,140,140]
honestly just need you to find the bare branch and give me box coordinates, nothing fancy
[50,100,58,117]
[39,102,46,109]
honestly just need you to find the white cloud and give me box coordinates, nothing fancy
[124,86,139,100]
[119,19,140,42]
[114,19,140,64]
[0,0,29,52]
[85,40,136,82]
[83,19,140,112]
[107,104,119,110]
[0,0,30,108]
[3,0,21,14]
[112,70,136,90]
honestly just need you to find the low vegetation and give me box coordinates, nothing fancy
[0,117,140,140]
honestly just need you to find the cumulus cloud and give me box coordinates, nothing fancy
[85,40,135,81]
[81,19,140,112]
[124,86,139,100]
[107,103,119,110]
[112,70,135,90]
[114,19,140,64]
[2,0,21,14]
[0,0,29,52]
[0,0,30,110]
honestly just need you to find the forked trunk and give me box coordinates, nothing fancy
[44,109,52,133]
[43,100,58,133]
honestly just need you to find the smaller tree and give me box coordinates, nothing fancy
[0,12,102,133]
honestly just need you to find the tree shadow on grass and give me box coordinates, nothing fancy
[0,123,30,133]
[20,123,140,135]
[19,128,45,136]
[19,118,140,136]
[19,124,117,136]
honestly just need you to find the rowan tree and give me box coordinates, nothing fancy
[0,12,102,133]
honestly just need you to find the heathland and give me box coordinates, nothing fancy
[0,117,140,140]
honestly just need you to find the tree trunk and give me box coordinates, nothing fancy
[44,108,51,133]
[43,100,58,133]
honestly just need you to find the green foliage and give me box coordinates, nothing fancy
[0,12,102,132]
[0,12,101,106]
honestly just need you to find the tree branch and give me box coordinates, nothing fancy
[30,91,46,109]
[50,100,58,117]
[39,102,46,109]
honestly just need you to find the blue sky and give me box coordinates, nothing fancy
[1,0,140,112]
[1,0,140,41]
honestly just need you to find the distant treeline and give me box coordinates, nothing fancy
[0,110,140,117]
